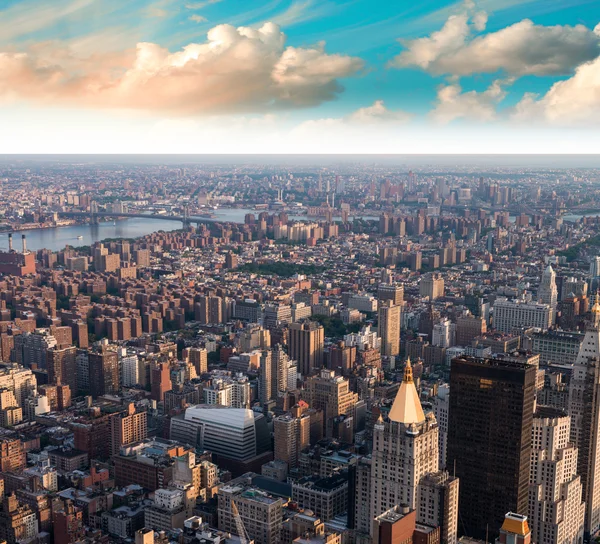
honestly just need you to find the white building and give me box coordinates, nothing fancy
[369,359,439,529]
[0,364,37,407]
[347,294,378,313]
[119,348,139,387]
[344,325,381,351]
[538,265,558,322]
[433,384,450,469]
[493,298,552,334]
[432,318,455,348]
[568,303,600,537]
[170,406,268,462]
[154,488,184,510]
[529,407,585,544]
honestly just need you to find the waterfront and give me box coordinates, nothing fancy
[0,207,595,253]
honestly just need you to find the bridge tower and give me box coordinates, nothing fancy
[182,206,191,229]
[90,201,99,225]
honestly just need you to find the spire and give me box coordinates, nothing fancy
[403,356,414,384]
[388,357,426,425]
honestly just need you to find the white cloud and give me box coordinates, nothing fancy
[189,14,207,23]
[390,11,600,76]
[0,22,363,115]
[512,56,600,124]
[348,100,412,124]
[430,79,512,124]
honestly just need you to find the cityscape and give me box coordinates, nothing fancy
[0,155,600,544]
[3,0,600,543]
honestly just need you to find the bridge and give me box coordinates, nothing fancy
[58,210,224,228]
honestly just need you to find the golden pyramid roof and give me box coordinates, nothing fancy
[388,357,426,425]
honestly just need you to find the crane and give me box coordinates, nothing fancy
[231,500,253,544]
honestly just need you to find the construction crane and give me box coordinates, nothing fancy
[231,500,254,544]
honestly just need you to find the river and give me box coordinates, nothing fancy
[0,208,379,252]
[2,207,592,253]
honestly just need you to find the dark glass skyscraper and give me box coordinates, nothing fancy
[447,356,536,539]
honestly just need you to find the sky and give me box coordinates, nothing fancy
[1,0,600,154]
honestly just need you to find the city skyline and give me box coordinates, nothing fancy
[1,0,600,153]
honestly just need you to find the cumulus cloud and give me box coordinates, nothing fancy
[512,56,600,124]
[0,22,363,115]
[390,11,600,76]
[430,79,512,124]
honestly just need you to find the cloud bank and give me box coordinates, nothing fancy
[390,12,600,76]
[0,22,363,115]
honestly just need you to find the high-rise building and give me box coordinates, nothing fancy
[119,348,139,387]
[529,407,585,544]
[370,359,439,524]
[110,403,148,456]
[530,331,584,366]
[590,256,600,279]
[259,350,274,406]
[0,494,38,544]
[538,265,558,322]
[289,321,324,376]
[378,301,401,357]
[493,298,553,334]
[218,475,285,544]
[432,318,454,348]
[455,315,487,347]
[274,405,310,469]
[88,346,119,398]
[13,330,57,369]
[151,363,172,403]
[447,356,536,539]
[305,370,358,438]
[53,500,85,544]
[417,471,459,544]
[47,346,77,393]
[170,406,270,464]
[183,347,208,376]
[568,301,600,537]
[0,436,25,473]
[272,344,293,394]
[0,364,37,408]
[377,283,404,306]
[433,384,450,469]
[419,273,445,300]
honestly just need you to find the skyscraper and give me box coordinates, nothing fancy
[259,349,274,406]
[88,347,119,398]
[417,471,459,544]
[289,321,324,376]
[47,346,77,394]
[568,301,600,537]
[378,301,401,357]
[590,256,600,279]
[538,264,558,322]
[305,369,358,438]
[274,405,310,469]
[529,407,585,544]
[151,362,171,403]
[447,356,536,539]
[110,402,148,456]
[370,359,439,525]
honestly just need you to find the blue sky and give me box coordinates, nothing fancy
[1,0,600,153]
